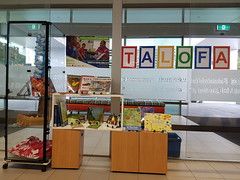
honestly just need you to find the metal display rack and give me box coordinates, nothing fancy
[2,21,63,171]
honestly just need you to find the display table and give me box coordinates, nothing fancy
[51,93,168,172]
[111,131,167,174]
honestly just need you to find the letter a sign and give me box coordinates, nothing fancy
[121,46,137,68]
[139,46,155,68]
[213,46,230,69]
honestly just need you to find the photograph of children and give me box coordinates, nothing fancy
[66,36,110,68]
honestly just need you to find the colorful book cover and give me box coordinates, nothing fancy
[67,75,81,93]
[30,77,56,97]
[68,114,85,127]
[144,113,172,133]
[123,108,141,131]
[60,102,68,126]
[88,77,111,95]
[140,106,155,118]
[87,107,104,129]
[78,76,94,95]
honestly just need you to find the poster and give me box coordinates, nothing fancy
[66,36,110,68]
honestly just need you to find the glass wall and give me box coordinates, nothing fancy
[183,6,240,161]
[184,8,240,23]
[0,6,240,161]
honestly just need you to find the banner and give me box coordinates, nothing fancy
[66,36,110,68]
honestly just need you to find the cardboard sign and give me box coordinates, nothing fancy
[121,46,137,68]
[139,46,155,68]
[158,46,174,69]
[195,46,211,69]
[176,46,193,69]
[213,46,230,69]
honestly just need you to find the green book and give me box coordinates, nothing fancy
[60,102,68,126]
[123,108,141,131]
[87,107,104,129]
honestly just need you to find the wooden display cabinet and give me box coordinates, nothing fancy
[139,131,167,174]
[111,131,139,172]
[111,131,167,174]
[52,129,84,169]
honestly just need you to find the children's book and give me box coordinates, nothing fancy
[60,102,68,126]
[144,113,172,133]
[87,107,104,129]
[123,108,141,131]
[67,75,81,93]
[88,77,111,95]
[68,114,85,127]
[78,76,94,95]
[140,106,155,118]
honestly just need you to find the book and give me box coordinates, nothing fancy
[140,106,155,118]
[123,108,141,131]
[88,77,111,95]
[144,113,172,133]
[68,114,85,127]
[60,102,68,126]
[53,105,58,127]
[67,75,81,93]
[78,76,94,95]
[53,104,61,127]
[30,77,56,97]
[87,107,104,129]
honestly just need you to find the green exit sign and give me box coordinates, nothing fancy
[28,24,41,30]
[216,24,231,31]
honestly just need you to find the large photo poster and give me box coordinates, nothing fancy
[66,36,110,68]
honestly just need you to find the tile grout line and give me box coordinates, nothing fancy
[183,160,197,179]
[231,162,240,170]
[46,169,56,180]
[207,161,225,179]
[14,170,28,180]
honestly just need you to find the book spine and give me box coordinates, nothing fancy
[53,105,58,127]
[57,104,62,127]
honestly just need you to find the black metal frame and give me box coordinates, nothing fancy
[4,21,53,170]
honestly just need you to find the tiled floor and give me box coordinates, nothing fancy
[1,153,240,180]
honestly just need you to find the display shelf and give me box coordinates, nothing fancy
[51,93,124,130]
[52,123,122,131]
[3,21,63,172]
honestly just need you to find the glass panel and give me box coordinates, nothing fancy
[122,38,184,115]
[50,9,70,23]
[6,23,48,161]
[72,9,112,23]
[0,25,6,150]
[185,8,240,23]
[127,8,182,23]
[0,11,7,23]
[183,36,240,160]
[10,9,50,21]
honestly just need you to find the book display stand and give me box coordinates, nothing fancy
[51,93,168,174]
[3,21,64,172]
